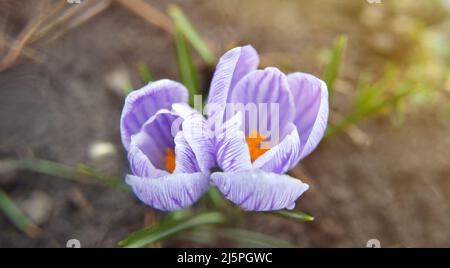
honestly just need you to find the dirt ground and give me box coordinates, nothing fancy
[0,0,449,247]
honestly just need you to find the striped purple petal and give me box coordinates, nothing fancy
[228,67,295,139]
[120,79,188,150]
[287,73,329,160]
[172,103,215,174]
[127,110,178,174]
[126,172,209,211]
[173,131,200,173]
[252,123,302,174]
[128,135,170,178]
[207,45,259,119]
[211,170,309,211]
[215,112,252,172]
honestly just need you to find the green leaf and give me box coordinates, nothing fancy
[77,164,130,192]
[355,65,399,114]
[6,158,77,179]
[322,35,347,100]
[137,62,154,84]
[271,210,314,222]
[168,4,215,65]
[206,186,227,209]
[3,158,129,192]
[185,227,296,248]
[164,208,192,222]
[119,211,225,248]
[175,28,201,106]
[325,64,417,138]
[0,189,41,237]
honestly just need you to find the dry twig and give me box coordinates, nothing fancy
[0,0,65,71]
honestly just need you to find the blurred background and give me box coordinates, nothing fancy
[0,0,449,247]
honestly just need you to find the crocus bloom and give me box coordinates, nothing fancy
[207,45,329,211]
[120,80,214,211]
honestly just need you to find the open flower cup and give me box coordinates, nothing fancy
[120,45,329,212]
[120,80,215,211]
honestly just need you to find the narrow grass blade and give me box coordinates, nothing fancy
[271,210,314,222]
[322,35,347,100]
[119,211,225,248]
[185,227,296,248]
[355,66,399,113]
[175,28,201,106]
[164,208,192,222]
[206,186,227,209]
[77,164,130,192]
[137,62,154,83]
[6,158,77,179]
[168,5,215,65]
[4,158,129,192]
[0,189,41,237]
[325,65,417,138]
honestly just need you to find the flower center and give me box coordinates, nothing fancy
[246,130,270,162]
[165,148,176,173]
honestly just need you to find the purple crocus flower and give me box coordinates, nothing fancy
[120,80,215,211]
[207,45,329,211]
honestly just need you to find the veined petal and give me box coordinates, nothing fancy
[287,73,329,160]
[207,45,259,119]
[211,170,309,211]
[252,124,301,174]
[128,135,169,178]
[172,103,215,173]
[228,67,295,139]
[173,131,200,173]
[126,172,209,211]
[130,110,179,172]
[215,112,252,172]
[120,79,188,150]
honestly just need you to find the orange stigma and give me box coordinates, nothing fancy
[165,148,176,173]
[246,130,270,162]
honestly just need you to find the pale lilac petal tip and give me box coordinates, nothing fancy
[207,45,259,118]
[120,79,188,150]
[287,73,329,160]
[229,45,260,89]
[211,170,309,211]
[126,172,209,211]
